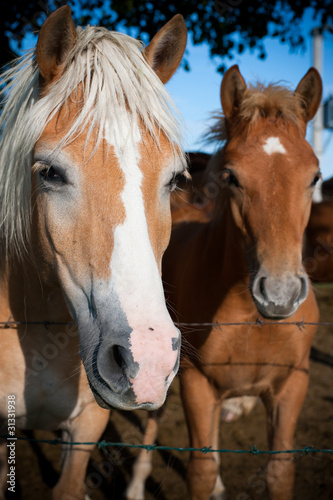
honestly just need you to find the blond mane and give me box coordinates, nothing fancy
[0,26,185,257]
[206,82,305,145]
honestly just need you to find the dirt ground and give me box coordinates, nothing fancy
[10,284,333,500]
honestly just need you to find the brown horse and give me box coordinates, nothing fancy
[127,65,322,500]
[0,6,187,499]
[322,176,333,198]
[172,154,333,285]
[170,152,212,223]
[304,198,333,282]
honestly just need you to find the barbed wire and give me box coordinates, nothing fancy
[0,317,332,457]
[1,435,333,457]
[176,318,333,331]
[1,317,332,367]
[1,317,333,330]
[0,320,75,329]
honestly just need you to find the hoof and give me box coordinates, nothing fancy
[210,492,227,500]
[125,484,145,500]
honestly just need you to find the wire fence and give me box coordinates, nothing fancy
[2,317,333,329]
[1,315,332,456]
[1,435,333,457]
[2,317,333,366]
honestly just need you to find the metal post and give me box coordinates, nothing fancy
[312,28,323,202]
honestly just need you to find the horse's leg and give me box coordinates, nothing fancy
[264,370,309,500]
[180,367,222,500]
[125,411,160,500]
[210,408,227,500]
[0,440,7,500]
[53,403,110,500]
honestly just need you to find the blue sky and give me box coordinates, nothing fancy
[19,8,333,179]
[166,11,333,180]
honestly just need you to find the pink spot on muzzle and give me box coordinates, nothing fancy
[129,326,180,406]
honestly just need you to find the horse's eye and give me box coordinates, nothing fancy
[40,166,64,183]
[168,172,185,192]
[221,169,240,188]
[311,173,321,187]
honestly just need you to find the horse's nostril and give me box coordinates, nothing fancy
[113,345,125,371]
[252,274,268,304]
[299,275,309,302]
[110,345,139,380]
[259,277,266,300]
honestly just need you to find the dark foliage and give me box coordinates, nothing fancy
[1,0,333,70]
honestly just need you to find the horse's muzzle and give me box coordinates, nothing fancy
[251,268,309,319]
[84,327,180,410]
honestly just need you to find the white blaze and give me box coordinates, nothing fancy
[105,111,167,324]
[263,136,286,156]
[104,110,178,408]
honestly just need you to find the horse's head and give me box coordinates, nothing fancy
[219,65,322,319]
[17,7,187,409]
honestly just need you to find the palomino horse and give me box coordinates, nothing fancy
[0,6,187,499]
[127,66,322,500]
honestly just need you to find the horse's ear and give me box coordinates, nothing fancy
[143,15,187,84]
[295,68,322,122]
[220,65,246,119]
[36,6,76,87]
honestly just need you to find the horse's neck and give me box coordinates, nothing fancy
[170,203,250,322]
[204,202,248,286]
[0,252,70,323]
